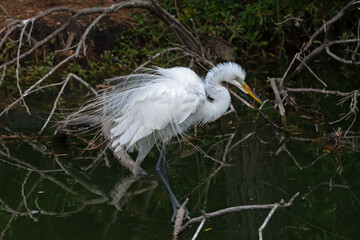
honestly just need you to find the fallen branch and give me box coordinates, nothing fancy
[179,192,300,235]
[113,147,148,176]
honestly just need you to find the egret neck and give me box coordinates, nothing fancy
[201,81,231,124]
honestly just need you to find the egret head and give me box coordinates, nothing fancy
[212,62,262,105]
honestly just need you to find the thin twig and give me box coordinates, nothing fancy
[228,88,256,110]
[222,132,236,162]
[269,78,286,121]
[258,204,280,240]
[134,47,183,72]
[191,218,206,240]
[16,20,31,114]
[280,52,299,89]
[75,12,107,57]
[297,55,327,87]
[0,66,6,86]
[39,77,70,134]
[227,131,255,153]
[285,87,358,97]
[21,170,38,222]
[275,143,303,170]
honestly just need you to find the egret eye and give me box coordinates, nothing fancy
[234,75,244,83]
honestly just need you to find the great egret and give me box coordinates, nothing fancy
[67,62,262,221]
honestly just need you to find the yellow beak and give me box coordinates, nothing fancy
[241,83,263,104]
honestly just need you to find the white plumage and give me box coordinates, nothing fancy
[67,62,262,171]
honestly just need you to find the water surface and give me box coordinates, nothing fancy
[0,94,359,240]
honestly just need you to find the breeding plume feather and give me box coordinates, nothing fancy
[64,62,262,220]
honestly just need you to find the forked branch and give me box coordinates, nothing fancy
[178,193,300,237]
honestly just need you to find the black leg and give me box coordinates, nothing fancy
[160,143,169,183]
[156,143,188,222]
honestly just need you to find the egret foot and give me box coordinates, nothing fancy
[170,203,190,223]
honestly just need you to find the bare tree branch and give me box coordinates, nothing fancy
[179,193,300,234]
[0,53,77,116]
[302,0,358,52]
[297,0,360,71]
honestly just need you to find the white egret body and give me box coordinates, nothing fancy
[67,62,262,220]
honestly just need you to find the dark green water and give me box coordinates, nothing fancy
[0,107,359,240]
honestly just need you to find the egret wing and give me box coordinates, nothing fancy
[109,81,205,152]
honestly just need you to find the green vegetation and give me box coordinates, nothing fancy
[1,0,356,105]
